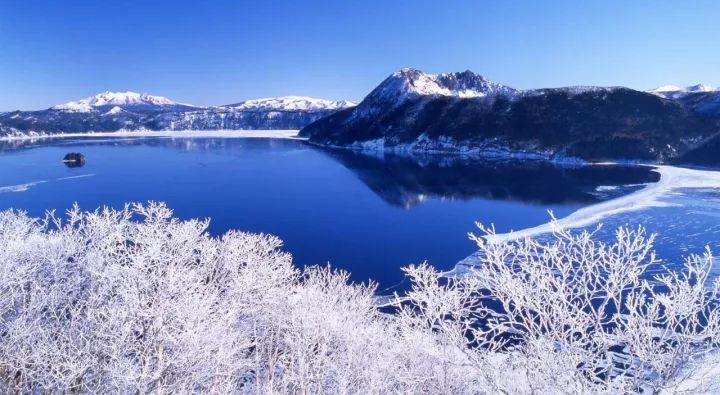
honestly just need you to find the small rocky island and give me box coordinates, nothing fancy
[63,152,86,168]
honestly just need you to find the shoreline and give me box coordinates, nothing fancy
[306,138,594,166]
[4,131,719,283]
[0,129,304,142]
[451,164,720,273]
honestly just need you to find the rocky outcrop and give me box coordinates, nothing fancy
[63,152,86,167]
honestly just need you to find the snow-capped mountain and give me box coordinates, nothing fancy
[301,68,720,164]
[648,84,717,99]
[225,96,356,112]
[0,92,355,135]
[648,84,720,116]
[52,91,199,112]
[363,68,517,106]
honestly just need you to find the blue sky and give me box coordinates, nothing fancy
[0,0,718,110]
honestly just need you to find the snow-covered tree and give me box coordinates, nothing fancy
[0,202,718,394]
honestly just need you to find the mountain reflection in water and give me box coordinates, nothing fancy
[0,136,663,290]
[321,148,660,208]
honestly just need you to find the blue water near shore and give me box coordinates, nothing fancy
[0,136,667,291]
[572,187,720,279]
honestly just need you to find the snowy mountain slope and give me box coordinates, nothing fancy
[0,92,356,135]
[225,96,356,112]
[362,68,517,107]
[301,68,720,164]
[102,106,125,116]
[648,84,717,99]
[648,84,720,116]
[157,107,350,130]
[52,91,199,112]
[524,86,624,97]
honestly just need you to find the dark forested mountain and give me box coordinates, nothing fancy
[300,69,720,164]
[0,92,355,136]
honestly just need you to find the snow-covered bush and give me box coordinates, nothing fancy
[0,202,718,394]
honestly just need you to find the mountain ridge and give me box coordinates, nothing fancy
[52,91,198,112]
[0,92,357,135]
[300,68,720,165]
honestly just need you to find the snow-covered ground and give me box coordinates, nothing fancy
[455,164,720,274]
[486,165,720,243]
[0,129,304,142]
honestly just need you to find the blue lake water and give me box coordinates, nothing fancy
[571,187,720,279]
[0,136,670,291]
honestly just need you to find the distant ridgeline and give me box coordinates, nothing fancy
[0,92,356,135]
[4,72,720,165]
[300,68,720,166]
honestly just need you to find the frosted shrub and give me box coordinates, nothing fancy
[396,223,720,394]
[0,203,718,394]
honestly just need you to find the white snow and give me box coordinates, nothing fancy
[0,180,47,193]
[648,84,718,99]
[0,129,304,142]
[662,352,720,394]
[478,165,720,245]
[649,85,684,93]
[0,174,94,194]
[227,96,356,112]
[376,68,517,102]
[401,69,482,97]
[56,174,96,181]
[54,101,94,112]
[52,91,196,111]
[47,93,356,113]
[594,185,620,192]
[103,106,124,116]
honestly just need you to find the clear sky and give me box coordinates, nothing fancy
[0,0,718,110]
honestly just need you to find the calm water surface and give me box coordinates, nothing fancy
[0,137,660,291]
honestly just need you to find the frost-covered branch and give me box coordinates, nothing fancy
[0,203,718,393]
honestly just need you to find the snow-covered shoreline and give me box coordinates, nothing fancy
[487,165,720,243]
[454,164,720,271]
[309,137,592,166]
[0,129,304,142]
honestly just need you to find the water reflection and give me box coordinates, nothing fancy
[0,136,665,289]
[0,135,297,154]
[321,148,661,208]
[0,136,661,209]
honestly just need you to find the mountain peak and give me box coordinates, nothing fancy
[226,96,357,112]
[648,85,684,93]
[648,84,718,99]
[686,84,716,93]
[367,68,517,106]
[52,91,194,112]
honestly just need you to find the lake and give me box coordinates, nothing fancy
[0,136,684,291]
